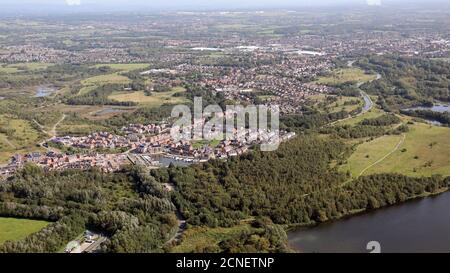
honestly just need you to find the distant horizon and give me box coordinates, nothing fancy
[1,0,449,15]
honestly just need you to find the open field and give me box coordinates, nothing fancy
[309,94,363,114]
[337,107,385,126]
[340,134,405,177]
[315,68,377,85]
[0,115,44,163]
[341,123,450,177]
[108,87,188,107]
[79,73,131,95]
[0,65,21,74]
[0,217,50,245]
[171,224,253,253]
[0,63,53,74]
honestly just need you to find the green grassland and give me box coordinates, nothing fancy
[340,134,405,177]
[337,107,385,126]
[171,224,254,253]
[341,122,450,178]
[0,63,53,74]
[79,73,131,95]
[316,68,377,85]
[0,115,44,163]
[0,217,50,245]
[0,65,21,74]
[309,94,363,114]
[108,87,188,107]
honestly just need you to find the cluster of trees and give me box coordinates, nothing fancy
[0,166,178,253]
[359,114,401,126]
[66,84,137,106]
[281,110,350,130]
[0,214,86,253]
[153,136,349,227]
[400,110,450,126]
[152,136,449,229]
[0,64,110,89]
[320,124,386,139]
[217,218,288,253]
[358,56,449,109]
[100,105,174,130]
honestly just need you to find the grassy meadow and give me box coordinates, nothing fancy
[108,87,188,107]
[316,68,377,85]
[0,217,50,245]
[341,122,450,178]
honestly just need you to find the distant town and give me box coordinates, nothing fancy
[0,120,295,177]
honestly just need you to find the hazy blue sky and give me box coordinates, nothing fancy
[1,0,447,14]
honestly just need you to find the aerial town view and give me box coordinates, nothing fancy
[0,0,449,266]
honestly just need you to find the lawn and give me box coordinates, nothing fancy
[315,68,377,85]
[108,87,188,107]
[0,217,50,245]
[171,224,253,253]
[341,122,450,177]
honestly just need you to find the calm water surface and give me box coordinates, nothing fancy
[288,191,450,253]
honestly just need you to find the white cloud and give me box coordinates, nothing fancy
[65,0,81,6]
[367,0,381,5]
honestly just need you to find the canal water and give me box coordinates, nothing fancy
[288,191,450,253]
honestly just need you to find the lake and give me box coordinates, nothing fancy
[405,104,450,113]
[403,103,450,126]
[35,86,56,97]
[288,191,450,253]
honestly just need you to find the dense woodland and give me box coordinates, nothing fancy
[149,136,449,228]
[400,109,450,126]
[0,165,177,253]
[358,56,449,109]
[66,84,137,106]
